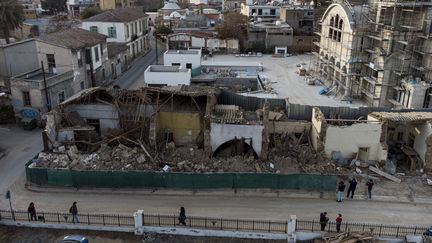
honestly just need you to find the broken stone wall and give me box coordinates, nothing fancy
[310,107,326,152]
[267,121,311,134]
[157,111,202,146]
[324,122,383,161]
[64,104,120,135]
[413,121,432,168]
[210,122,264,156]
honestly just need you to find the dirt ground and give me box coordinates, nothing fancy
[0,225,284,243]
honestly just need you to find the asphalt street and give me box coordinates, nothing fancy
[114,32,166,90]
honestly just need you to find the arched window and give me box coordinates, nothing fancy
[330,16,334,27]
[338,19,343,30]
[335,15,339,27]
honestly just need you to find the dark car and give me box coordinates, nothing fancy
[60,235,88,243]
[424,226,432,236]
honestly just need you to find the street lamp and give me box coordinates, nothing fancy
[5,190,15,220]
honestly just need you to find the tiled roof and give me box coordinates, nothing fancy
[84,8,148,22]
[107,42,128,58]
[37,28,106,49]
[369,112,432,122]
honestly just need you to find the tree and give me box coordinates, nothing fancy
[80,6,102,20]
[41,0,66,13]
[0,0,25,44]
[215,12,249,51]
[154,25,173,36]
[46,15,80,33]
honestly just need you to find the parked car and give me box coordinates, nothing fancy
[424,226,432,236]
[60,235,88,243]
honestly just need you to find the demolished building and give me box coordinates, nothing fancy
[38,86,336,174]
[312,107,432,173]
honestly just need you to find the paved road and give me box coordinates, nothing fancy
[5,182,432,225]
[114,32,166,90]
[0,125,42,194]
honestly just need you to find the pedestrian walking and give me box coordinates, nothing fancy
[337,181,346,202]
[69,201,79,224]
[27,202,37,221]
[320,212,329,231]
[178,206,186,226]
[346,178,357,199]
[366,179,374,199]
[335,214,343,232]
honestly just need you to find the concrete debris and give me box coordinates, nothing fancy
[321,232,384,243]
[268,111,284,121]
[427,179,432,186]
[369,166,401,183]
[268,133,343,174]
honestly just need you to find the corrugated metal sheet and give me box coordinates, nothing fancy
[288,103,432,121]
[218,90,286,111]
[217,90,432,121]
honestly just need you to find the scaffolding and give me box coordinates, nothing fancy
[314,0,432,107]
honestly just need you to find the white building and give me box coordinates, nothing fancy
[82,8,149,63]
[144,65,191,86]
[190,0,208,5]
[163,49,202,69]
[240,0,280,20]
[67,0,95,18]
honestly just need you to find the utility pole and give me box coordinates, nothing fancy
[5,190,14,220]
[86,49,96,87]
[41,61,51,112]
[155,33,158,64]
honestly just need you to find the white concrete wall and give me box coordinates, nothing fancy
[190,0,208,4]
[91,44,103,70]
[163,51,201,69]
[210,123,264,156]
[82,22,126,42]
[240,4,280,17]
[144,66,191,86]
[83,17,148,44]
[191,37,206,48]
[64,104,119,133]
[413,122,432,163]
[310,107,324,151]
[324,122,383,161]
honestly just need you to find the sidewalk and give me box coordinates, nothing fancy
[26,185,432,206]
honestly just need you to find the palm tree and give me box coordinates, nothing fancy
[0,0,24,44]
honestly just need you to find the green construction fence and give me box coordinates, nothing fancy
[25,160,337,191]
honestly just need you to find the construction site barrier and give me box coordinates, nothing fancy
[25,160,336,190]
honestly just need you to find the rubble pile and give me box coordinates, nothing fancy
[34,143,321,173]
[36,144,154,171]
[268,133,345,174]
[321,232,385,243]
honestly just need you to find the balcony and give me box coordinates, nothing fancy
[131,34,138,41]
[13,69,74,90]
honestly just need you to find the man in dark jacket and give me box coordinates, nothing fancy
[337,181,346,202]
[320,212,329,231]
[346,178,357,199]
[69,201,79,224]
[178,206,186,226]
[366,179,374,199]
[28,202,37,221]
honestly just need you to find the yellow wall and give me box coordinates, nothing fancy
[100,0,116,10]
[157,112,201,145]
